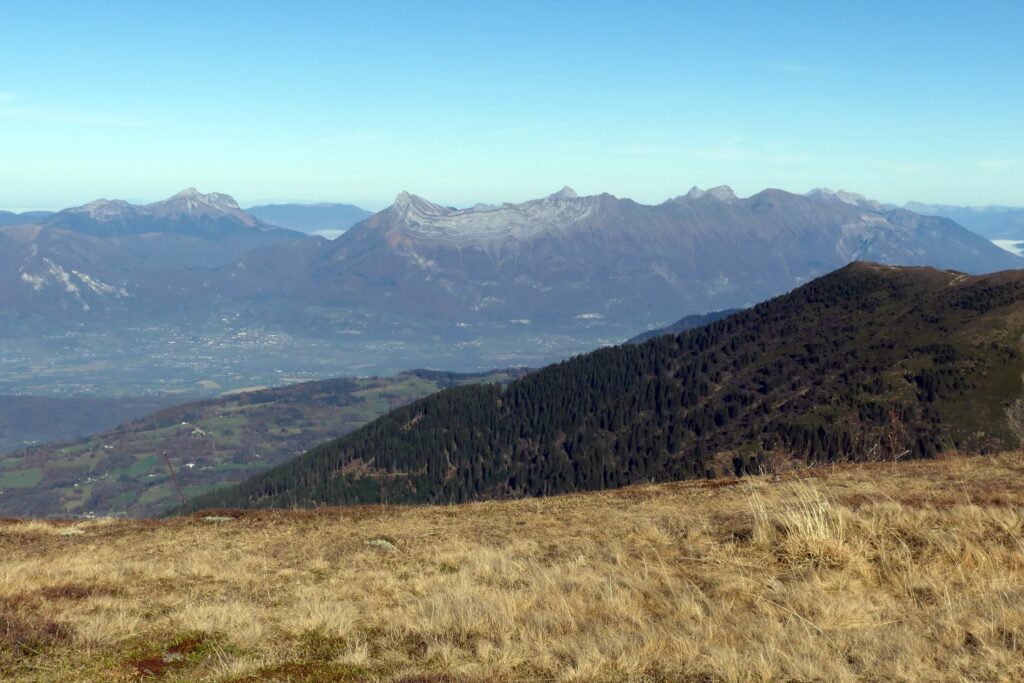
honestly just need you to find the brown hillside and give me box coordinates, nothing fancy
[2,452,1023,681]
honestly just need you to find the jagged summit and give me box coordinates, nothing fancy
[805,188,883,210]
[391,191,451,218]
[154,187,244,213]
[49,188,268,231]
[671,185,738,203]
[548,186,578,200]
[74,198,133,219]
[705,185,737,202]
[371,187,597,244]
[391,187,582,219]
[350,185,1024,270]
[393,191,432,207]
[67,189,246,219]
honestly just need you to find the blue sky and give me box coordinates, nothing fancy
[1,1,1021,211]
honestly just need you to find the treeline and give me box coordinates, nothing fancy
[181,263,1024,512]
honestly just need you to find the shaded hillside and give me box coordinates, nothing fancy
[0,369,524,517]
[183,263,1024,511]
[627,308,742,343]
[0,395,177,456]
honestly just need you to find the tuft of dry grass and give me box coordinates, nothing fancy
[1,452,1023,681]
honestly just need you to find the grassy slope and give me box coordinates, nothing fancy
[0,370,523,517]
[2,453,1023,682]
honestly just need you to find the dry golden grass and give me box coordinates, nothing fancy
[2,453,1023,682]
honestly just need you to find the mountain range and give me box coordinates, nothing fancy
[4,185,1018,324]
[905,201,1024,240]
[215,185,1021,329]
[181,262,1024,511]
[1,185,1021,393]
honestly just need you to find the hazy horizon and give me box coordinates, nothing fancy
[4,182,1024,216]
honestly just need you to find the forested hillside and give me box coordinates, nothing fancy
[183,263,1024,511]
[0,369,524,517]
[627,308,742,344]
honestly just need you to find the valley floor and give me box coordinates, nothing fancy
[2,453,1023,682]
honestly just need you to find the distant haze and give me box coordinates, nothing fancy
[245,203,373,237]
[904,202,1024,241]
[1,4,1022,209]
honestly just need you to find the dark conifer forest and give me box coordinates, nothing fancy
[182,263,1024,511]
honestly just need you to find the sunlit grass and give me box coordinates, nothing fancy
[2,452,1022,681]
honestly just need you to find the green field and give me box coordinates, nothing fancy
[0,468,42,489]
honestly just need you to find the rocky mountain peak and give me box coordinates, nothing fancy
[705,185,737,202]
[374,188,597,245]
[393,191,416,207]
[74,198,133,219]
[158,188,242,212]
[672,186,737,203]
[547,186,578,200]
[391,191,452,218]
[806,188,883,211]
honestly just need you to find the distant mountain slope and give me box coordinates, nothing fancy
[4,186,1022,397]
[0,394,176,456]
[0,188,306,315]
[246,202,373,237]
[39,188,284,237]
[183,263,1024,511]
[0,210,54,227]
[627,309,742,344]
[4,186,1019,331]
[227,186,1021,330]
[0,369,525,517]
[906,201,1024,240]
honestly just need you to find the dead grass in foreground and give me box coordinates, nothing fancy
[1,453,1023,682]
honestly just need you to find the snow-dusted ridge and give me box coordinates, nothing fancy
[380,184,895,246]
[387,187,601,244]
[670,185,739,203]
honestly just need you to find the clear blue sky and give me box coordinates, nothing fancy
[2,1,1021,211]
